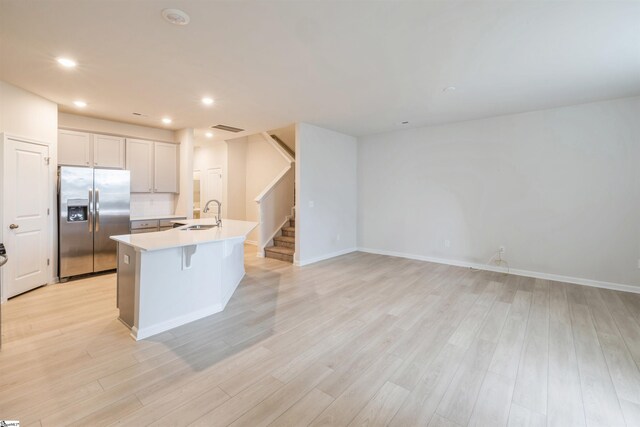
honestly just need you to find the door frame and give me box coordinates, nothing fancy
[0,133,57,303]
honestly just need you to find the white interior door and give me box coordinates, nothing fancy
[203,168,222,219]
[3,138,50,298]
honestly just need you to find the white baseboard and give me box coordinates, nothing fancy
[133,304,223,341]
[244,240,257,246]
[357,247,640,294]
[295,247,358,267]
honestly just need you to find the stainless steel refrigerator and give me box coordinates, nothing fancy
[58,166,130,279]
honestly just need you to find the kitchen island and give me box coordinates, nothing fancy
[110,219,257,340]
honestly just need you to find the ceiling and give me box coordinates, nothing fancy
[1,1,639,143]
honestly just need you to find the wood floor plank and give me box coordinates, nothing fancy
[268,388,335,427]
[507,403,546,427]
[309,353,404,427]
[189,375,285,427]
[148,386,230,426]
[568,293,626,426]
[582,286,640,405]
[347,381,410,427]
[467,371,515,427]
[488,290,531,379]
[389,343,466,427]
[511,279,549,415]
[547,283,586,427]
[229,363,333,427]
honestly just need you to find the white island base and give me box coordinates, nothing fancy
[112,219,257,340]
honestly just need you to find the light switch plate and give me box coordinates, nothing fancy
[124,254,130,265]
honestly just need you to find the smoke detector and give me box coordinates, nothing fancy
[162,9,190,26]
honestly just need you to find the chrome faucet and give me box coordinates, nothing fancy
[203,199,222,227]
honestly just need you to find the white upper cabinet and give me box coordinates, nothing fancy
[126,139,178,193]
[126,139,154,193]
[58,130,125,169]
[153,142,179,193]
[58,130,92,167]
[93,134,125,169]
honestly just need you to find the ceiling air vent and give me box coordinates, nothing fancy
[211,124,244,133]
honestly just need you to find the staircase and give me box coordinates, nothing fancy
[264,217,295,263]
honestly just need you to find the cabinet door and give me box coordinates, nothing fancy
[58,130,92,166]
[125,139,153,193]
[153,142,179,193]
[93,134,125,168]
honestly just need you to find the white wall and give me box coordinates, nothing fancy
[296,123,358,265]
[358,96,640,289]
[0,80,58,284]
[193,142,228,218]
[226,137,247,220]
[59,113,175,142]
[1,81,58,142]
[245,134,290,243]
[175,128,194,219]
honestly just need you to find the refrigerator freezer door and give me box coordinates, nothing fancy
[59,167,95,278]
[93,169,130,272]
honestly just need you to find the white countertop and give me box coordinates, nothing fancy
[111,219,257,252]
[130,214,188,221]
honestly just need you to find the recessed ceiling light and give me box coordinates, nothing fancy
[201,97,214,106]
[162,8,190,25]
[443,86,457,92]
[205,132,213,138]
[73,100,87,108]
[56,57,77,68]
[162,117,172,124]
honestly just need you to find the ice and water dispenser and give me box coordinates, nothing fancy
[67,199,89,222]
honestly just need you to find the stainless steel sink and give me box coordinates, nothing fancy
[181,224,218,231]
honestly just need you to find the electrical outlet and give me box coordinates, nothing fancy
[499,246,506,255]
[444,239,451,248]
[308,200,314,208]
[336,234,341,241]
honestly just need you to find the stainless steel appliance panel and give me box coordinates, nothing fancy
[93,169,131,272]
[59,167,95,277]
[130,219,159,230]
[116,243,136,328]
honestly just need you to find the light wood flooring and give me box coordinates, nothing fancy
[2,247,640,426]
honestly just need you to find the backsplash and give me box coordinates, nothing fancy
[130,193,176,218]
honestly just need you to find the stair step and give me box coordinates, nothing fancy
[282,226,295,238]
[265,246,294,255]
[264,245,294,263]
[274,235,295,249]
[289,219,295,227]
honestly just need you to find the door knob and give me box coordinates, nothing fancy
[9,224,19,229]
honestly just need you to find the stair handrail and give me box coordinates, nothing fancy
[261,132,295,164]
[254,162,294,203]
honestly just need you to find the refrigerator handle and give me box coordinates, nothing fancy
[88,188,93,233]
[95,189,100,232]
